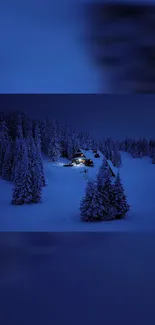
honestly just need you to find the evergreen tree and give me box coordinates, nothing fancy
[33,121,46,187]
[46,119,61,161]
[131,142,140,158]
[61,125,69,158]
[113,172,130,218]
[39,119,49,154]
[16,115,23,139]
[26,137,43,203]
[112,144,122,167]
[142,138,149,156]
[0,121,10,175]
[119,140,126,151]
[12,139,33,205]
[80,180,104,221]
[101,169,117,220]
[97,157,109,188]
[11,138,23,183]
[67,135,74,160]
[22,113,33,138]
[152,147,155,164]
[1,140,13,181]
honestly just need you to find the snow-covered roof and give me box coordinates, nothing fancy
[72,157,87,161]
[106,159,118,176]
[74,148,104,160]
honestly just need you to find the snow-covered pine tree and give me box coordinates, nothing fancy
[131,141,139,158]
[104,144,111,160]
[26,137,43,203]
[0,111,5,124]
[33,120,46,187]
[11,137,23,183]
[124,137,130,152]
[0,121,10,175]
[142,138,149,156]
[113,172,130,219]
[106,138,114,152]
[12,138,33,205]
[39,119,49,154]
[46,119,61,161]
[67,135,74,160]
[61,125,69,158]
[112,142,122,167]
[97,157,109,188]
[22,113,33,138]
[149,140,155,159]
[101,169,117,221]
[152,147,155,164]
[80,180,104,221]
[98,139,106,155]
[1,140,13,181]
[119,140,126,151]
[78,131,90,149]
[16,114,24,139]
[137,139,143,158]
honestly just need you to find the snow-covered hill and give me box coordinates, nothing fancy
[0,151,155,231]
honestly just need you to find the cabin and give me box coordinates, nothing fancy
[71,148,94,167]
[71,157,94,167]
[72,149,87,159]
[70,148,117,174]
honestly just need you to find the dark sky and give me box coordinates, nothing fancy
[1,0,102,93]
[1,0,155,94]
[1,94,155,140]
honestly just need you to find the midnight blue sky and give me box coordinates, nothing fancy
[2,0,155,94]
[1,94,155,140]
[1,0,103,93]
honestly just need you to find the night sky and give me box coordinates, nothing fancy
[2,0,155,94]
[1,0,102,93]
[1,94,155,140]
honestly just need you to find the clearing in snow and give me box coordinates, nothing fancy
[0,151,155,231]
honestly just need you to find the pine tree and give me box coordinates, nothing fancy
[46,119,61,161]
[11,138,23,183]
[80,180,104,221]
[39,119,49,154]
[1,140,13,181]
[97,157,110,188]
[101,169,117,221]
[67,136,74,160]
[142,138,149,156]
[112,144,122,167]
[27,137,43,203]
[12,139,33,205]
[16,117,23,139]
[22,113,33,138]
[33,121,46,187]
[0,121,10,175]
[113,172,130,219]
[152,147,155,164]
[131,141,139,158]
[61,125,69,158]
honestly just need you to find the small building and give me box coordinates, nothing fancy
[71,157,94,167]
[72,149,86,159]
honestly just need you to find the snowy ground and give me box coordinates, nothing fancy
[1,151,155,231]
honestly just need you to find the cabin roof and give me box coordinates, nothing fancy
[106,159,118,176]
